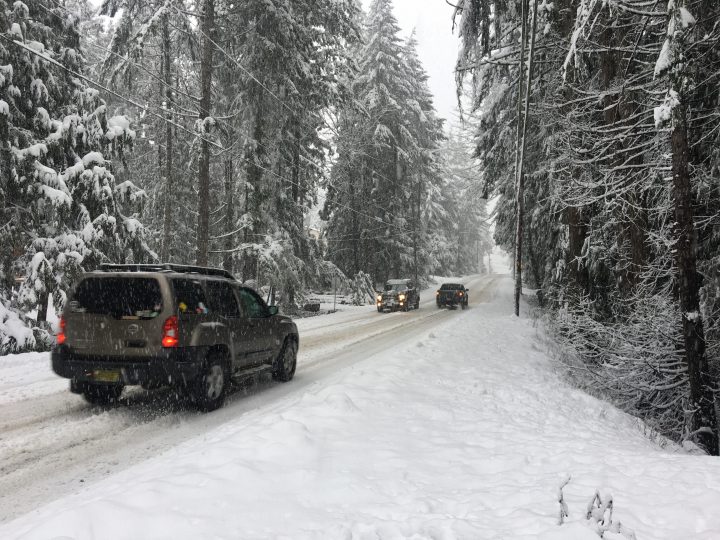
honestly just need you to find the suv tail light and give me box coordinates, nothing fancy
[162,316,179,348]
[57,317,66,345]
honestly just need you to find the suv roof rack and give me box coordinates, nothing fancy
[98,263,236,280]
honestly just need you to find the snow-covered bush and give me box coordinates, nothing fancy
[557,478,636,539]
[585,491,636,540]
[0,296,35,354]
[350,271,375,306]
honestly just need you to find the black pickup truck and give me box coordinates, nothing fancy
[436,283,469,309]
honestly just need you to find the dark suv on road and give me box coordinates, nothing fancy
[52,264,299,411]
[376,278,420,312]
[436,283,469,309]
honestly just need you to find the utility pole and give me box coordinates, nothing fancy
[514,0,539,316]
[333,272,337,313]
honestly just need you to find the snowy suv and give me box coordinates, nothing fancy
[436,283,469,309]
[52,264,299,411]
[377,278,420,312]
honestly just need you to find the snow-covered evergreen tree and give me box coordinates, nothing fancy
[453,0,720,452]
[325,0,422,284]
[210,0,360,306]
[0,0,151,350]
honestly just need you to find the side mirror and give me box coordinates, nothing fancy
[465,288,470,292]
[268,306,279,316]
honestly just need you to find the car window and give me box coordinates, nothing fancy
[236,288,268,319]
[206,280,241,318]
[440,284,462,291]
[172,279,209,315]
[70,277,162,319]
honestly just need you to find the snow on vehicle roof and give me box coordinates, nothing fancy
[386,279,410,284]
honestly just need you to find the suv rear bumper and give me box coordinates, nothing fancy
[52,345,209,386]
[437,297,463,306]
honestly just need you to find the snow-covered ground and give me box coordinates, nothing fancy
[2,265,720,539]
[0,271,495,523]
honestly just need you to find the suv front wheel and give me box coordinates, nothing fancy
[273,338,297,382]
[193,352,228,412]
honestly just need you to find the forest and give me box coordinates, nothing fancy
[4,0,720,457]
[0,1,491,352]
[454,0,720,454]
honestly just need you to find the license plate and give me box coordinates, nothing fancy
[92,369,121,383]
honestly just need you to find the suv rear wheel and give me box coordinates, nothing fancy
[193,352,228,412]
[273,338,297,382]
[81,383,124,406]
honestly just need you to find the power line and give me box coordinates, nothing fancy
[0,33,410,236]
[0,35,225,151]
[177,3,420,197]
[56,0,411,228]
[24,3,432,240]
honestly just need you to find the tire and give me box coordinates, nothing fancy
[193,352,228,412]
[377,307,382,313]
[82,383,123,406]
[414,297,420,310]
[273,338,297,382]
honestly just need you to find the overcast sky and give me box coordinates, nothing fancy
[362,0,461,125]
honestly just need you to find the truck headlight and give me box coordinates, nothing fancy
[398,294,406,301]
[377,295,382,302]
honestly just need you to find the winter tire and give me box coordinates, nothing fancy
[82,383,124,406]
[273,338,297,382]
[193,352,228,412]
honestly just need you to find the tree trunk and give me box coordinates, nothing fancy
[566,206,588,294]
[223,158,234,272]
[242,103,265,282]
[0,110,13,291]
[195,0,215,266]
[160,13,174,262]
[671,94,718,456]
[36,291,48,324]
[666,1,718,455]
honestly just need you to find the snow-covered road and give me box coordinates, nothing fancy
[0,273,497,524]
[4,271,720,539]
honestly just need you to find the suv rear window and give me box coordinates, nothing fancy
[440,284,462,290]
[70,277,162,319]
[172,279,209,315]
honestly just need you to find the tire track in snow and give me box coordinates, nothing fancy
[0,274,497,523]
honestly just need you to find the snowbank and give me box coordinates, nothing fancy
[0,300,35,354]
[2,275,720,539]
[0,351,61,405]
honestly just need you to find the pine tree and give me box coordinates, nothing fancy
[453,0,720,451]
[325,0,416,283]
[215,0,359,304]
[0,0,150,349]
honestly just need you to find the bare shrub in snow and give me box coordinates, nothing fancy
[585,491,636,540]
